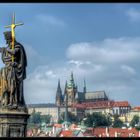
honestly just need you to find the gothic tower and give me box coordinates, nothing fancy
[83,78,86,94]
[55,79,63,107]
[66,72,77,106]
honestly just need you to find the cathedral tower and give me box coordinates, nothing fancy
[83,78,86,94]
[66,72,77,106]
[55,79,63,107]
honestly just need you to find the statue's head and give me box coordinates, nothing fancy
[3,31,12,44]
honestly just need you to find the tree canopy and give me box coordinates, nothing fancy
[130,115,140,127]
[59,111,79,124]
[113,115,123,128]
[84,112,112,127]
[28,110,52,126]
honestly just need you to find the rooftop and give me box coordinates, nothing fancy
[113,101,130,107]
[72,100,131,109]
[93,127,139,137]
[133,106,140,111]
[27,103,57,108]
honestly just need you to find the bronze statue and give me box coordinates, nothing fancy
[0,31,27,108]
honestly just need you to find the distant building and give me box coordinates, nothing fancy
[27,72,132,123]
[55,72,109,107]
[27,104,59,123]
[126,106,140,123]
[55,72,110,120]
[112,101,131,116]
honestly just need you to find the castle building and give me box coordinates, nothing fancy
[55,72,109,107]
[27,72,131,124]
[55,72,110,121]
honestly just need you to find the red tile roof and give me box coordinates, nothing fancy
[93,128,106,137]
[113,101,130,107]
[72,100,131,109]
[93,127,139,137]
[72,100,114,109]
[70,124,78,129]
[54,124,62,128]
[83,129,93,136]
[60,130,73,137]
[133,106,140,111]
[27,130,33,137]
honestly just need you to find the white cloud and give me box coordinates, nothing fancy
[66,37,140,64]
[68,60,92,68]
[126,8,140,22]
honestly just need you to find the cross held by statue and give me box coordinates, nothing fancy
[4,12,24,62]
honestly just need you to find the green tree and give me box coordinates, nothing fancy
[41,114,52,124]
[60,112,78,123]
[29,112,41,124]
[130,115,140,127]
[113,115,123,128]
[84,112,112,127]
[58,118,64,124]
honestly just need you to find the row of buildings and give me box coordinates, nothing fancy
[27,72,140,124]
[27,123,140,137]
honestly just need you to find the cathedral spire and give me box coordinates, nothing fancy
[70,71,74,81]
[55,79,63,106]
[63,80,68,103]
[83,78,86,93]
[64,81,68,123]
[68,71,75,88]
[58,79,61,89]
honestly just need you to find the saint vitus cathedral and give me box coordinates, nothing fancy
[28,72,131,124]
[55,72,108,107]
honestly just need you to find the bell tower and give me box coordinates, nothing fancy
[66,72,77,106]
[55,79,63,107]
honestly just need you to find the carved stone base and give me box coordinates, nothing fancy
[0,109,30,137]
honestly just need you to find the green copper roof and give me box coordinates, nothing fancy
[67,72,75,88]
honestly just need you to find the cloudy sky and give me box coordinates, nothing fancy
[0,3,140,106]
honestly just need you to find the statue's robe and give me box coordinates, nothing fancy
[13,41,27,105]
[0,41,27,106]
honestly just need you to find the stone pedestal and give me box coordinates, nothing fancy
[0,107,30,137]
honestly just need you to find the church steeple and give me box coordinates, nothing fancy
[68,71,75,89]
[63,81,69,129]
[55,79,63,107]
[83,78,86,93]
[64,82,68,119]
[63,80,68,103]
[66,72,77,106]
[70,71,74,81]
